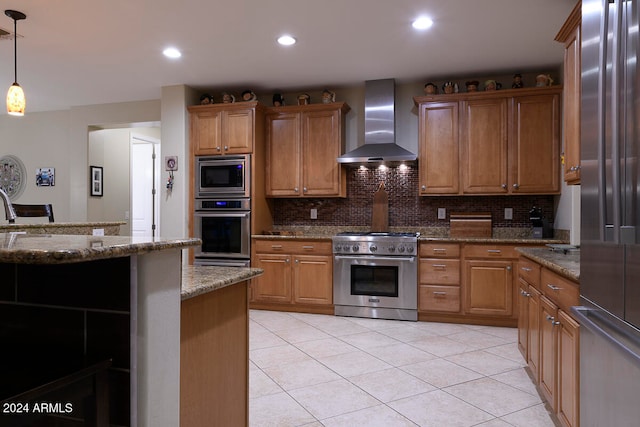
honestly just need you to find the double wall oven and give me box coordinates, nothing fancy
[194,155,252,267]
[333,232,419,321]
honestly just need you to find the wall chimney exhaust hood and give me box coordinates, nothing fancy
[337,78,417,165]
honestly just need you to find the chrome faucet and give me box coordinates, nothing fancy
[0,188,16,223]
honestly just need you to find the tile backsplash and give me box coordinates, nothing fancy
[272,165,555,229]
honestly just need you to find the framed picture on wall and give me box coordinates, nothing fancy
[36,167,55,186]
[90,166,103,197]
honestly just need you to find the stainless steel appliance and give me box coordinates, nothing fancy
[196,154,250,198]
[333,232,418,321]
[577,1,640,424]
[193,198,251,267]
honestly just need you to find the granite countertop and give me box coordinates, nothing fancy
[181,265,263,300]
[516,246,580,282]
[0,233,201,264]
[419,236,566,244]
[0,221,126,236]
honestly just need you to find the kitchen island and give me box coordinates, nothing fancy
[0,233,199,427]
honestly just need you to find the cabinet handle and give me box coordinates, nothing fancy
[520,289,531,297]
[501,184,507,189]
[547,284,562,291]
[433,248,447,254]
[506,265,512,271]
[433,291,447,296]
[520,267,532,272]
[302,245,314,250]
[432,264,447,269]
[546,314,555,322]
[421,185,426,191]
[569,166,576,172]
[285,258,290,263]
[303,187,308,193]
[294,187,299,193]
[513,183,520,189]
[216,146,221,151]
[487,249,502,254]
[224,145,228,150]
[294,259,299,264]
[271,244,283,250]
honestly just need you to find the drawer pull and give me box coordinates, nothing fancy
[271,244,283,250]
[302,245,314,250]
[432,264,447,269]
[547,284,562,291]
[520,289,531,297]
[433,291,447,296]
[433,248,447,253]
[487,249,502,254]
[520,267,532,272]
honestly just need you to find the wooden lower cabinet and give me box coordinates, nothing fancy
[419,243,462,316]
[527,285,542,382]
[181,281,249,427]
[251,239,333,313]
[464,259,513,317]
[539,295,559,408]
[557,310,579,427]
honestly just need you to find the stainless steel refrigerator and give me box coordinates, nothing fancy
[576,0,640,425]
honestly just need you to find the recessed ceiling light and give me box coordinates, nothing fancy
[412,16,433,30]
[163,47,182,59]
[277,35,296,46]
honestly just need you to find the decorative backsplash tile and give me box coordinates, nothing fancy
[272,165,555,229]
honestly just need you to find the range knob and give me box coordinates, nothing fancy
[352,245,360,252]
[407,246,415,253]
[370,245,378,252]
[388,245,396,252]
[334,244,341,252]
[397,245,406,253]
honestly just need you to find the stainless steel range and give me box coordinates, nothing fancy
[332,232,419,321]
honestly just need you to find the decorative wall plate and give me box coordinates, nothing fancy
[0,154,27,200]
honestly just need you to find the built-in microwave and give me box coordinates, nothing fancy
[196,154,250,198]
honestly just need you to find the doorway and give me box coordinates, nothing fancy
[131,134,161,237]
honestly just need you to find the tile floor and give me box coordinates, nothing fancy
[249,309,559,427]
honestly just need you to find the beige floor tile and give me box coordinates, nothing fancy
[338,330,402,350]
[317,349,392,377]
[348,367,436,403]
[412,321,471,336]
[250,329,288,350]
[389,389,494,427]
[288,378,381,419]
[409,335,477,357]
[262,358,341,391]
[400,358,483,388]
[444,377,542,417]
[476,325,519,342]
[445,349,523,376]
[249,369,283,399]
[485,342,528,364]
[491,367,542,396]
[294,337,359,359]
[249,391,315,427]
[273,324,332,343]
[446,330,511,350]
[377,324,439,342]
[500,403,559,427]
[313,320,372,337]
[474,419,513,426]
[364,342,437,367]
[250,343,311,369]
[321,404,417,426]
[341,316,408,331]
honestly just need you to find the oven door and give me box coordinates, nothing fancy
[193,211,250,259]
[196,155,249,198]
[333,255,417,310]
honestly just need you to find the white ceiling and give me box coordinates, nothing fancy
[0,0,577,114]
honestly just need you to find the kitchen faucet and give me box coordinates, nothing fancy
[0,188,17,223]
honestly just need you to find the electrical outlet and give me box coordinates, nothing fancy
[438,208,446,220]
[310,208,318,220]
[505,208,513,220]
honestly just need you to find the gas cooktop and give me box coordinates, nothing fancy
[335,231,420,238]
[332,231,419,255]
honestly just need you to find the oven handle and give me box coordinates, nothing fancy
[194,211,250,218]
[334,255,416,263]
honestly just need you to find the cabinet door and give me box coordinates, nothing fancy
[557,310,579,427]
[510,94,560,193]
[517,278,530,360]
[539,294,558,410]
[528,285,542,381]
[302,109,344,196]
[252,253,292,303]
[418,102,459,194]
[224,109,254,154]
[191,109,223,155]
[266,112,301,196]
[461,98,509,193]
[464,259,513,316]
[293,255,333,305]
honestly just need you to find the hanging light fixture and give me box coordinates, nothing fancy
[5,10,26,116]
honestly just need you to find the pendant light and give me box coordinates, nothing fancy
[5,10,26,116]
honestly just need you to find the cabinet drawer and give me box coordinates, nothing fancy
[540,268,579,313]
[254,239,332,254]
[464,244,519,259]
[518,257,541,287]
[419,285,461,313]
[420,259,460,285]
[420,243,460,258]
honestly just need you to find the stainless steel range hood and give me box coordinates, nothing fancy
[337,78,417,165]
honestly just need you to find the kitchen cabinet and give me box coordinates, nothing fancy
[518,255,580,427]
[251,239,333,313]
[556,1,582,185]
[188,101,263,155]
[414,86,561,195]
[517,257,541,364]
[265,102,350,197]
[418,243,461,313]
[417,102,459,194]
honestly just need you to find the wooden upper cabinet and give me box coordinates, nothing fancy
[418,101,459,194]
[510,93,561,194]
[556,1,582,185]
[461,97,509,194]
[266,102,349,198]
[188,102,259,155]
[415,86,561,195]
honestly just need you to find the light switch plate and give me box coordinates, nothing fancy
[310,208,318,219]
[505,208,513,220]
[438,208,446,220]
